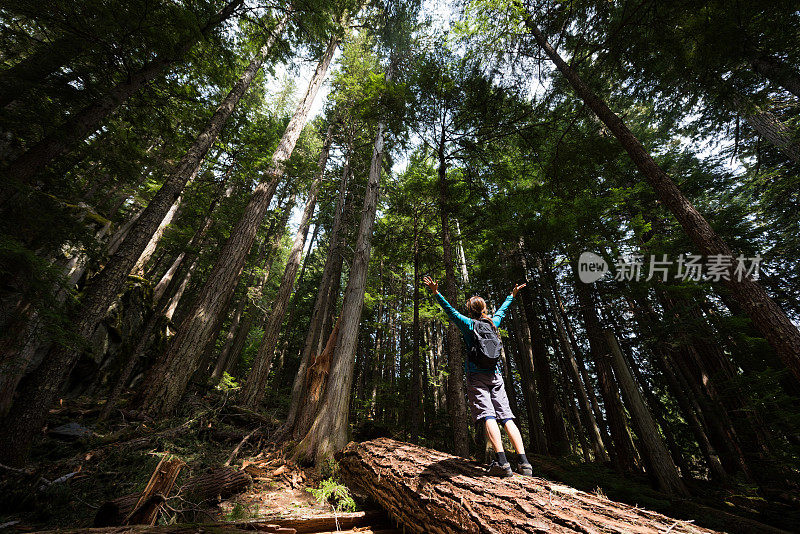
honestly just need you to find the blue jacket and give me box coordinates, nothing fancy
[434,292,514,374]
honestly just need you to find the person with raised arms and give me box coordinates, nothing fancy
[423,275,532,477]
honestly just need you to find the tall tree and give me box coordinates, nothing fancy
[515,3,800,383]
[1,0,247,188]
[0,13,292,465]
[294,59,395,465]
[136,30,342,416]
[239,122,336,408]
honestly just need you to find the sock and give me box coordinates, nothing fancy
[496,451,508,465]
[517,453,529,465]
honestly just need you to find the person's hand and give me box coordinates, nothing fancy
[512,282,527,297]
[423,276,439,294]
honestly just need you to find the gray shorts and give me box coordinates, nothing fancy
[466,372,515,423]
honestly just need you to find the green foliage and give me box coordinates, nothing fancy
[215,372,240,392]
[222,502,259,521]
[306,475,357,513]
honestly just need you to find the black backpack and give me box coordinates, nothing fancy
[468,318,502,369]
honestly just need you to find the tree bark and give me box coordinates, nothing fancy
[102,171,236,416]
[281,145,351,441]
[538,256,608,462]
[293,63,392,465]
[1,0,247,187]
[508,307,548,454]
[94,456,185,527]
[572,274,639,472]
[454,219,470,286]
[0,213,111,415]
[293,317,341,446]
[136,32,338,417]
[132,193,184,277]
[604,330,688,496]
[517,246,569,456]
[438,132,470,458]
[0,14,292,466]
[751,54,800,98]
[336,438,722,534]
[521,10,800,384]
[731,92,800,163]
[239,122,335,408]
[520,285,570,456]
[178,467,252,503]
[211,201,295,383]
[410,210,423,443]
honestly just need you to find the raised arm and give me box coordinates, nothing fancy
[492,282,527,327]
[423,276,472,331]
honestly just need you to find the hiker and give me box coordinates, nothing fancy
[422,275,532,478]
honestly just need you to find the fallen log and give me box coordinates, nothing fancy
[41,510,395,533]
[337,438,726,534]
[178,466,252,503]
[37,527,402,534]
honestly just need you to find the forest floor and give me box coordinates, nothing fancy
[1,392,798,532]
[0,393,363,532]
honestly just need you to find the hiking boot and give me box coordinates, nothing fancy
[515,462,533,476]
[487,460,513,478]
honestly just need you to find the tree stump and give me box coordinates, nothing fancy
[94,455,184,526]
[336,438,722,534]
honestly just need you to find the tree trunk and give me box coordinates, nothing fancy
[604,330,688,496]
[657,294,754,480]
[280,144,351,440]
[572,273,639,472]
[95,467,249,527]
[112,172,236,404]
[94,456,185,527]
[410,211,423,443]
[0,35,86,109]
[508,307,548,454]
[239,122,335,408]
[211,202,294,383]
[178,467,252,503]
[0,215,111,415]
[293,63,392,464]
[538,255,609,462]
[293,317,342,446]
[438,132,470,458]
[522,11,800,384]
[731,92,800,163]
[132,193,184,277]
[751,54,800,98]
[454,219,470,286]
[521,286,570,456]
[0,14,292,466]
[336,438,723,534]
[1,0,246,188]
[655,346,729,483]
[136,33,339,417]
[517,246,569,456]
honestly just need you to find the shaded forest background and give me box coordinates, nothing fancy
[1,0,800,529]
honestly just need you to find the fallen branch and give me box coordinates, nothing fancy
[225,426,261,466]
[38,469,80,491]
